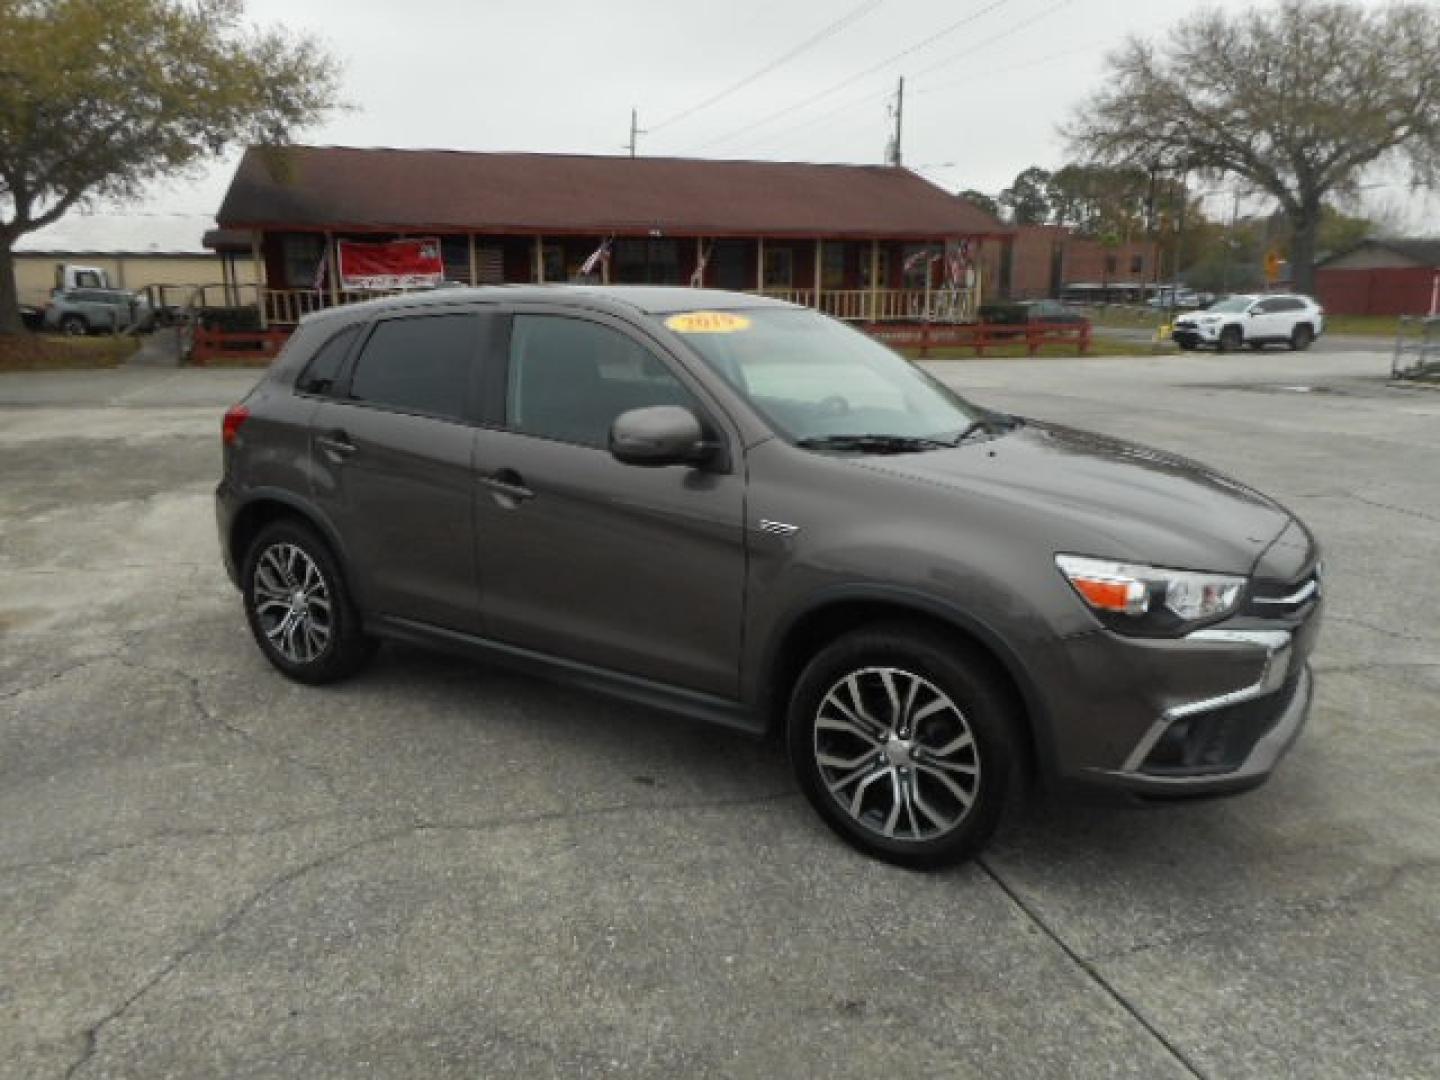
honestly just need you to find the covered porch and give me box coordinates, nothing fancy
[228,230,986,328]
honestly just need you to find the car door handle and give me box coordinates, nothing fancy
[316,430,356,460]
[479,468,534,505]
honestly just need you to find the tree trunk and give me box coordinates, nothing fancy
[0,235,25,336]
[1289,206,1320,298]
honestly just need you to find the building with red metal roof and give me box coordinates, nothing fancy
[213,146,1007,326]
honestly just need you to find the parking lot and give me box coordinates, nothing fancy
[2,350,1437,1079]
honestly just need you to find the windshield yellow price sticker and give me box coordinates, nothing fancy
[665,311,752,334]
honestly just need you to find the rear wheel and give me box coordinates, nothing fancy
[787,624,1017,869]
[1217,326,1242,353]
[242,519,376,684]
[1290,324,1314,351]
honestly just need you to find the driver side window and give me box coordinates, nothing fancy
[506,315,698,448]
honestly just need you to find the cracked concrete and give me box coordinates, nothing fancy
[2,354,1437,1079]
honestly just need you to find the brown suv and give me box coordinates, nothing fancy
[217,287,1322,867]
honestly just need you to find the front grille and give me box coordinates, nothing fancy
[1141,674,1302,777]
[1245,563,1322,617]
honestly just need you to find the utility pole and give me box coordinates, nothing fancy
[886,77,905,166]
[627,108,646,158]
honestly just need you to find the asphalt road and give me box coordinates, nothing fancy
[2,354,1437,1079]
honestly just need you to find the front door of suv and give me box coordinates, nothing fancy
[472,310,746,699]
[310,309,493,634]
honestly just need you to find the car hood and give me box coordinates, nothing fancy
[852,420,1295,574]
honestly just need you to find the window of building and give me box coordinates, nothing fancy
[860,248,891,289]
[441,237,471,283]
[282,233,325,289]
[296,324,361,396]
[348,314,478,420]
[1129,253,1144,275]
[763,247,794,288]
[822,243,848,289]
[1104,254,1118,276]
[507,315,697,448]
[612,240,682,285]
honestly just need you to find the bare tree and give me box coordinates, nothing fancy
[1068,1,1440,295]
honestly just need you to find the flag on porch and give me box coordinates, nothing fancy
[690,243,712,287]
[579,237,612,277]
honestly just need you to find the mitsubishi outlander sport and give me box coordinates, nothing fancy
[217,287,1322,868]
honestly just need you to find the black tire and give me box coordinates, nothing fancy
[1247,341,1265,351]
[786,623,1018,869]
[1217,326,1242,353]
[1177,340,1198,351]
[241,518,376,684]
[1290,324,1314,351]
[60,314,88,336]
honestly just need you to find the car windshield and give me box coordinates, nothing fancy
[1209,296,1255,313]
[666,307,990,447]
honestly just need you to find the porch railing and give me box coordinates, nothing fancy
[231,285,980,328]
[754,287,978,323]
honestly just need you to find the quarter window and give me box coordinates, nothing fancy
[507,315,697,448]
[348,314,478,420]
[296,324,360,396]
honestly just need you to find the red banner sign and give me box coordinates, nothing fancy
[337,238,444,290]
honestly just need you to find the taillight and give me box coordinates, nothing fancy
[222,404,250,446]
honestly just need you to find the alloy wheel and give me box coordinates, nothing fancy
[812,667,981,842]
[252,542,333,664]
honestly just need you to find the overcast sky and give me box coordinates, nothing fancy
[31,0,1438,249]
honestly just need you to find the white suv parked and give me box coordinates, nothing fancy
[1172,294,1324,352]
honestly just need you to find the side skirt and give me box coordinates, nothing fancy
[367,615,765,737]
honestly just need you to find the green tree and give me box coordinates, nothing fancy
[1068,1,1440,296]
[0,0,341,334]
[998,166,1052,225]
[957,188,1001,219]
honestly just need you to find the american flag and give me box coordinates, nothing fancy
[580,237,612,277]
[690,243,712,287]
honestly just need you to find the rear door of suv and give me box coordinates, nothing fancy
[309,306,497,634]
[471,307,747,699]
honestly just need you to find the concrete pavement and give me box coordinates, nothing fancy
[1,352,1436,1078]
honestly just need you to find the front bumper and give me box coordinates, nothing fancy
[1172,324,1220,347]
[1035,595,1321,799]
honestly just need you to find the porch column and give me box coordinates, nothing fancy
[601,241,610,285]
[695,237,704,287]
[924,243,932,321]
[757,236,765,292]
[251,230,266,329]
[868,239,880,321]
[325,231,339,306]
[533,235,544,283]
[468,233,478,286]
[814,239,823,311]
[974,250,983,317]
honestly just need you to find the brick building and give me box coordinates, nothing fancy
[980,224,1160,301]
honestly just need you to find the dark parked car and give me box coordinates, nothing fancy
[217,287,1322,867]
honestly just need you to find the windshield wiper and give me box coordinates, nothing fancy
[796,433,953,454]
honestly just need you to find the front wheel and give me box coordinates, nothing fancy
[1217,326,1242,353]
[60,314,88,336]
[242,519,376,684]
[787,625,1017,869]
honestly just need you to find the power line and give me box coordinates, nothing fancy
[908,0,1075,82]
[910,40,1105,96]
[647,0,885,135]
[687,0,1012,153]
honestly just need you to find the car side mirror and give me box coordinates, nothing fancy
[609,406,712,467]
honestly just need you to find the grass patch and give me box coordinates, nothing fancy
[0,333,139,371]
[1084,306,1165,330]
[1324,314,1404,338]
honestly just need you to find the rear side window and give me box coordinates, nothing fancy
[348,314,478,420]
[296,324,359,396]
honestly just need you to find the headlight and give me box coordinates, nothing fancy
[1055,554,1244,636]
[1198,315,1222,325]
